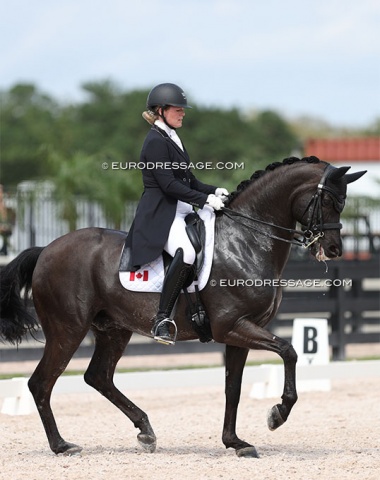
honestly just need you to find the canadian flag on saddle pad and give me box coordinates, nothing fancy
[129,270,149,282]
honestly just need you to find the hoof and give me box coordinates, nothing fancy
[137,433,157,453]
[56,442,83,456]
[236,446,259,458]
[267,405,285,431]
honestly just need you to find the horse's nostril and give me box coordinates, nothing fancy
[328,245,341,257]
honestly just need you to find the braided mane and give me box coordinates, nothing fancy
[224,155,324,207]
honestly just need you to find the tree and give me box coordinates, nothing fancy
[248,110,299,163]
[69,81,148,162]
[46,149,141,230]
[1,84,59,186]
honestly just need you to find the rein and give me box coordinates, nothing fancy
[221,165,343,249]
[221,207,314,248]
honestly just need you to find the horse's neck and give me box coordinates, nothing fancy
[232,174,295,227]
[217,165,317,272]
[230,163,322,224]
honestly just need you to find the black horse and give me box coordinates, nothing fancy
[0,156,365,458]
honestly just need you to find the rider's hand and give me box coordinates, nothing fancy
[206,194,224,211]
[215,187,229,201]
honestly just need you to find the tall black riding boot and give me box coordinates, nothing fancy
[151,248,193,345]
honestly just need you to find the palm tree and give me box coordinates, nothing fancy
[47,149,140,231]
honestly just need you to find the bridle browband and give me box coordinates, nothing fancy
[221,164,344,249]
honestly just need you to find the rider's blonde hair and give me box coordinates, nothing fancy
[141,109,157,125]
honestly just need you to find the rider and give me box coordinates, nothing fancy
[125,83,228,345]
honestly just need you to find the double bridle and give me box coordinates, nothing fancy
[221,165,344,249]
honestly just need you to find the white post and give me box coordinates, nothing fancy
[249,364,284,399]
[0,378,36,415]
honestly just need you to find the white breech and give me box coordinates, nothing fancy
[164,201,196,265]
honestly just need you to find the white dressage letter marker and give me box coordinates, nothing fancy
[292,318,331,392]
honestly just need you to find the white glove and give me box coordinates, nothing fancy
[206,194,224,211]
[215,187,229,200]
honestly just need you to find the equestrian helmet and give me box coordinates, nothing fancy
[147,83,192,109]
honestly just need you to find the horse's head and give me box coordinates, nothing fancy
[296,164,366,261]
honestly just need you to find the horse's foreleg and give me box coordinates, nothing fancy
[217,322,298,438]
[84,328,157,453]
[266,339,298,431]
[222,345,259,458]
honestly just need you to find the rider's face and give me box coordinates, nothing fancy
[162,106,185,129]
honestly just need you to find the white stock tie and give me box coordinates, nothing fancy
[170,130,184,151]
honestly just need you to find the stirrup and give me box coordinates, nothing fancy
[151,318,178,346]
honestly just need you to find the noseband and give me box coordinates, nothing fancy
[221,164,344,249]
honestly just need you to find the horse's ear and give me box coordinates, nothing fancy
[345,170,367,184]
[328,166,351,182]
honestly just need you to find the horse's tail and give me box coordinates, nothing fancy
[0,246,45,344]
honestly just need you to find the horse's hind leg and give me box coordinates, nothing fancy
[83,327,157,453]
[28,319,89,455]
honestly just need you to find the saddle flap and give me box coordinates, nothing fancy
[185,212,206,273]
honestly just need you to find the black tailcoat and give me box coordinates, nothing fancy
[125,126,216,270]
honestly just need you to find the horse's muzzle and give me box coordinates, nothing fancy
[312,241,342,261]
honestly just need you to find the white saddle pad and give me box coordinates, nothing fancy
[119,205,215,293]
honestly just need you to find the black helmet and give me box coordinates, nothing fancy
[147,83,192,109]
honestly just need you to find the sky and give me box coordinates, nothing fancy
[1,0,380,128]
